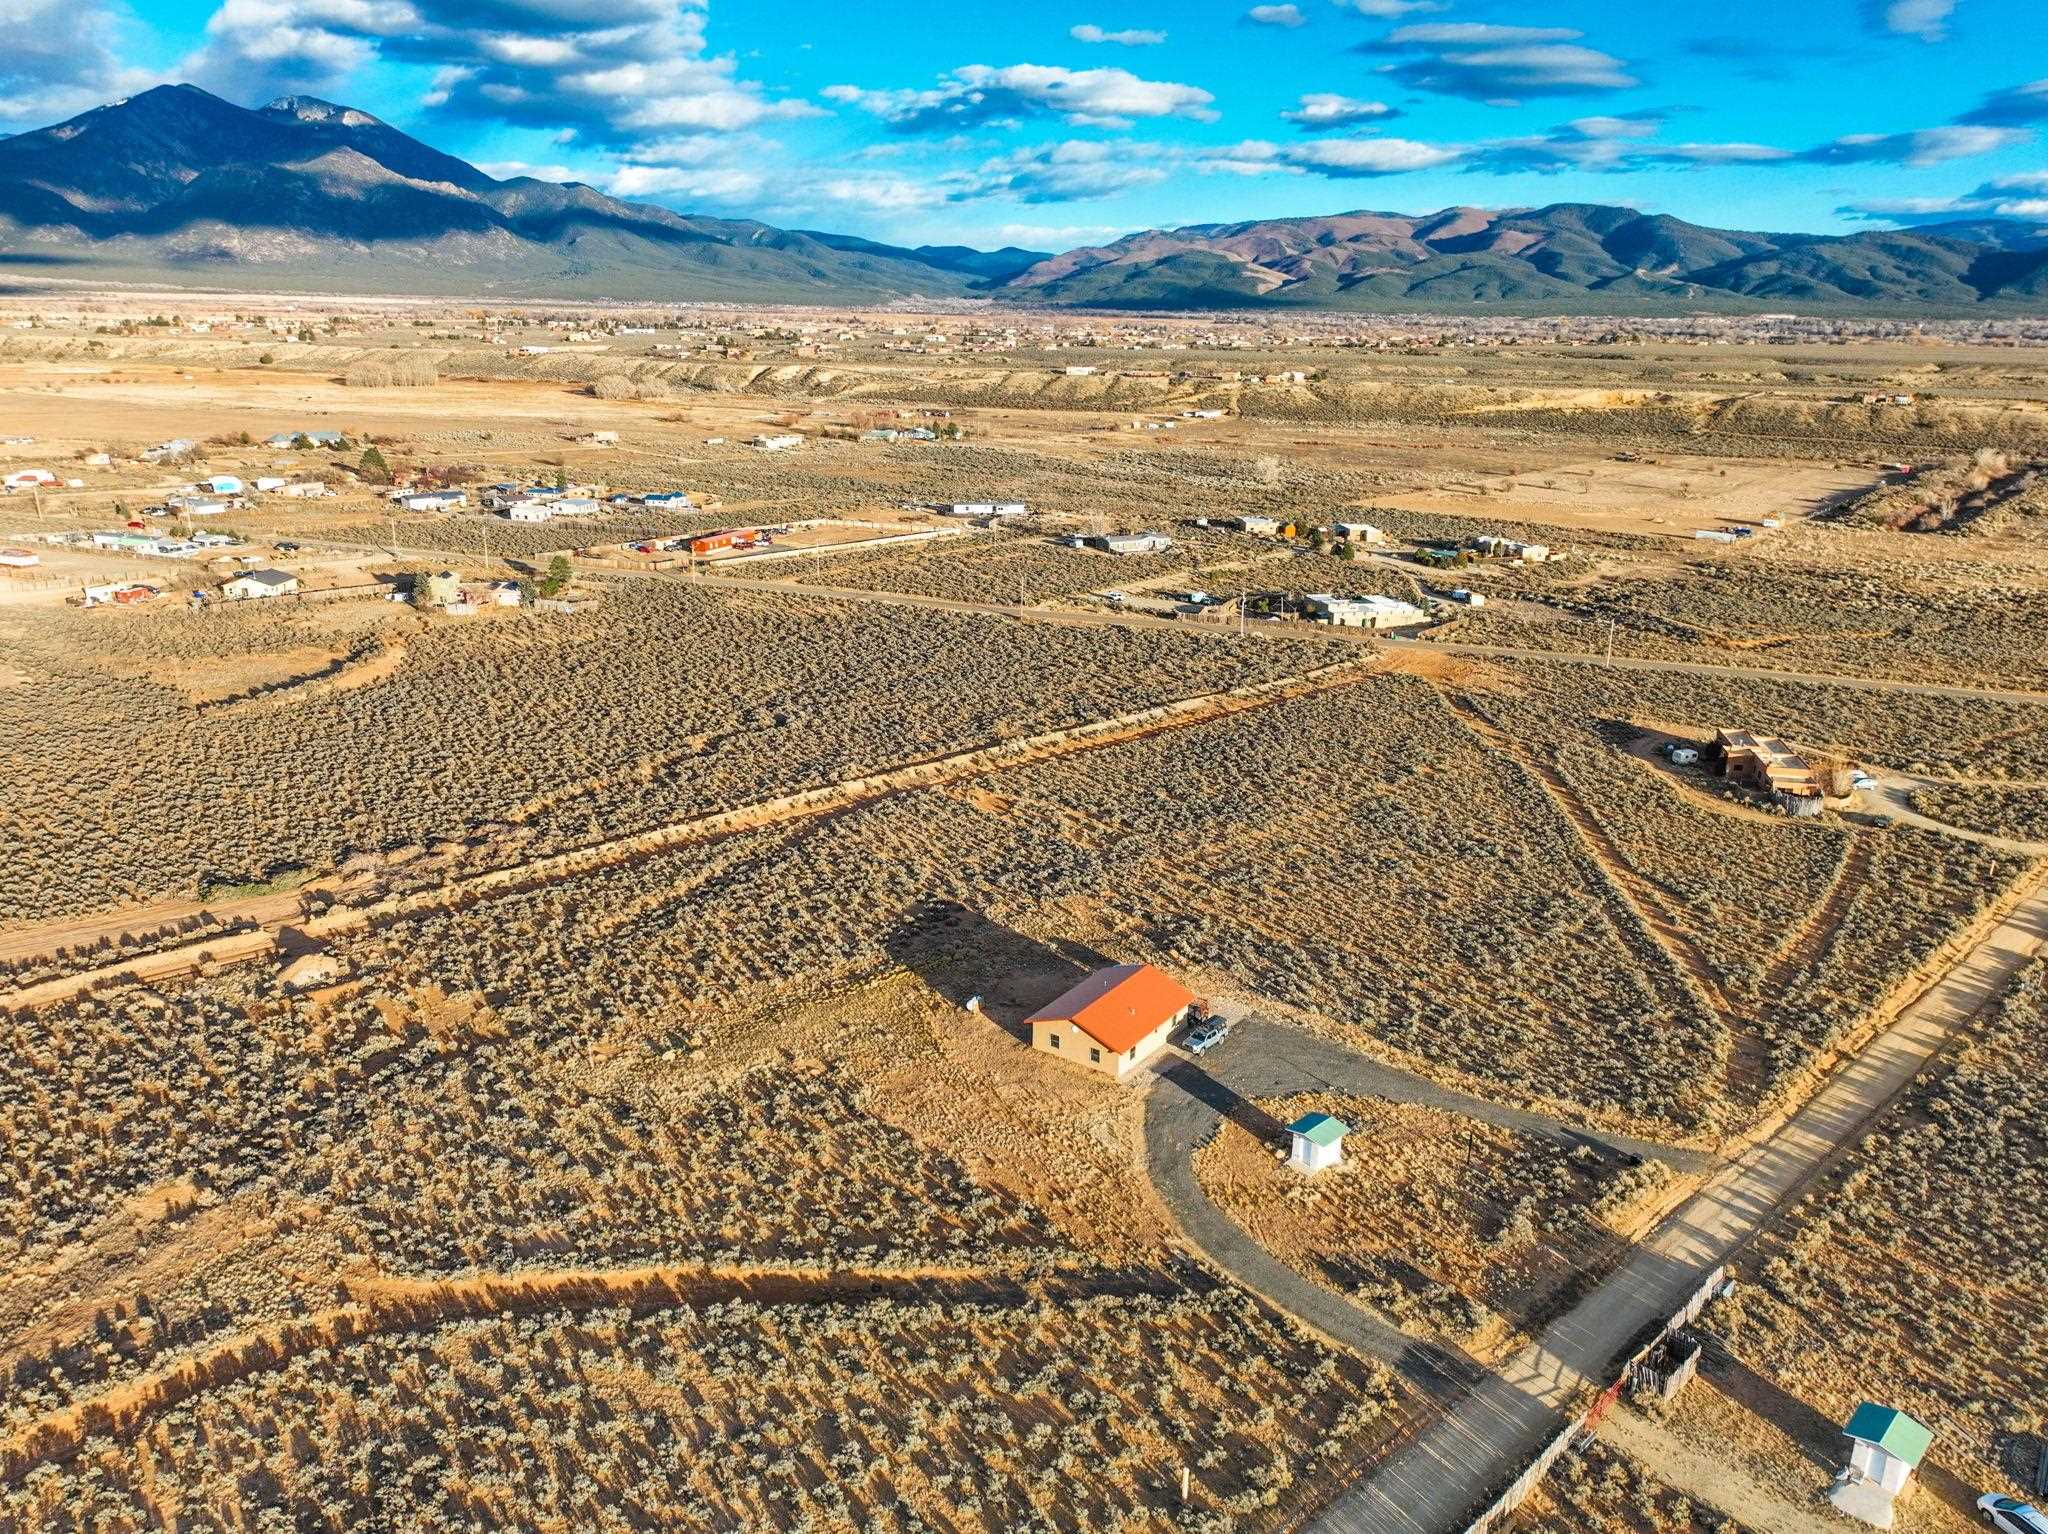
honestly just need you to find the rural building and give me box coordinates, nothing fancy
[3,468,56,491]
[1026,963,1199,1081]
[0,547,40,567]
[689,529,760,556]
[1287,1113,1349,1174]
[1305,594,1425,630]
[641,491,695,509]
[223,569,299,600]
[1334,522,1387,545]
[752,434,803,452]
[506,501,555,521]
[254,477,287,492]
[1092,531,1174,555]
[395,490,467,512]
[1831,1403,1932,1528]
[83,581,158,606]
[276,481,332,498]
[1714,729,1823,812]
[1235,514,1283,537]
[143,439,196,462]
[549,497,601,517]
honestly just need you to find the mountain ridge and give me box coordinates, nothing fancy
[2,85,2045,311]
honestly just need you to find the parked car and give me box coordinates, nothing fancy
[1851,771,1878,792]
[275,541,300,553]
[1979,1495,2048,1534]
[1185,1017,1231,1055]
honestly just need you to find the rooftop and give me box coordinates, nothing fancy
[1025,962,1197,1054]
[1843,1403,1932,1468]
[1287,1112,1349,1148]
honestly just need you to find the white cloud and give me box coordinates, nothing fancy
[0,0,158,128]
[1805,124,2024,166]
[1245,4,1304,24]
[1368,24,1637,101]
[1282,136,1463,174]
[824,62,1217,131]
[1867,0,1957,41]
[181,0,815,154]
[1281,92,1395,127]
[1070,23,1166,46]
[1338,0,1446,15]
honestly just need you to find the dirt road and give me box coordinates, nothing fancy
[1175,874,2048,1534]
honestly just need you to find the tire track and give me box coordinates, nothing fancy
[2,655,1386,1010]
[0,1257,1123,1487]
[1437,691,1756,1107]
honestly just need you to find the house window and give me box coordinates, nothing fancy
[1127,1047,1136,1060]
[1048,1033,1060,1050]
[1089,1047,1101,1064]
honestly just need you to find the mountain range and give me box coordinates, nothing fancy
[2,85,2046,312]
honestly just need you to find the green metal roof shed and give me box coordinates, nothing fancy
[1843,1403,1933,1469]
[1286,1113,1349,1148]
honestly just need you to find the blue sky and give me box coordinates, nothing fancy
[5,0,2045,249]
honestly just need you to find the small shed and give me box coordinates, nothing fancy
[1831,1403,1932,1528]
[1287,1113,1349,1175]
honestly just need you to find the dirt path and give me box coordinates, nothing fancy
[1862,770,2048,854]
[1302,869,2048,1534]
[1596,1404,1841,1534]
[1438,691,1753,1102]
[1,655,1386,1009]
[1759,837,1874,1002]
[0,1255,1098,1486]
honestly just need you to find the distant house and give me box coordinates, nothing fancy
[752,433,803,452]
[1235,514,1283,537]
[3,468,56,492]
[1092,532,1174,556]
[254,476,287,493]
[1026,962,1199,1081]
[1831,1403,1932,1528]
[1713,729,1823,813]
[275,481,332,498]
[395,490,467,512]
[223,569,300,600]
[689,528,760,556]
[83,581,158,606]
[1287,1113,1349,1174]
[1305,594,1425,630]
[0,548,40,567]
[143,439,196,462]
[1334,522,1387,545]
[506,501,555,522]
[938,500,1026,519]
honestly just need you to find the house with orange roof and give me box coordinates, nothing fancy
[1025,962,1200,1080]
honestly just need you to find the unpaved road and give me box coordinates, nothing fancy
[1158,870,2048,1534]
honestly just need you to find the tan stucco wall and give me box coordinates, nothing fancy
[1030,1008,1185,1080]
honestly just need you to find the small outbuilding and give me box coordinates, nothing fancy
[1287,1113,1349,1174]
[1831,1403,1932,1528]
[1026,962,1199,1081]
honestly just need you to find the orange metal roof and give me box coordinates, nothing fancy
[1025,963,1197,1054]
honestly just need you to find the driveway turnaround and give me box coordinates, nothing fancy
[1144,877,2048,1533]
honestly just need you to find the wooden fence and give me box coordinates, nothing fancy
[1458,1264,1726,1534]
